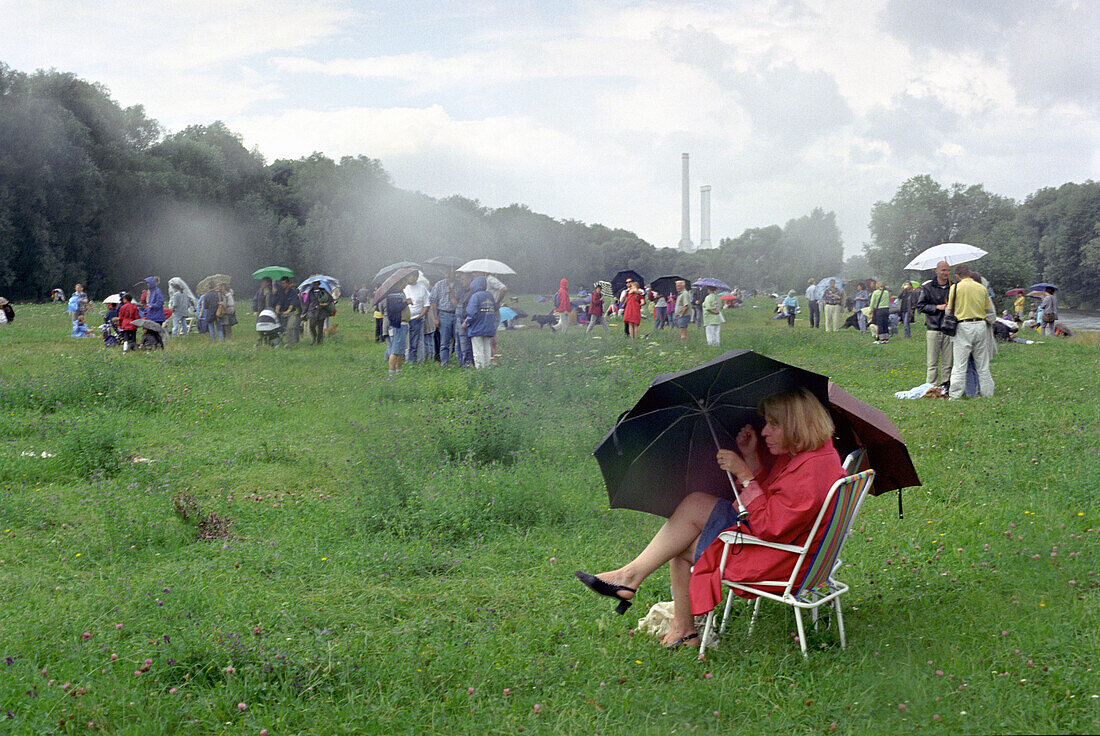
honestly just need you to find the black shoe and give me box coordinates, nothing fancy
[574,571,637,615]
[664,632,700,650]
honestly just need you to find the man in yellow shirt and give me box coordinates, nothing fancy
[947,264,995,400]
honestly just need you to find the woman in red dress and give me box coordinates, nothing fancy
[575,386,844,649]
[621,279,644,338]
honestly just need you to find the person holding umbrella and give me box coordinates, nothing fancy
[1039,286,1058,336]
[576,386,846,649]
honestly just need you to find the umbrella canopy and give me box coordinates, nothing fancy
[425,256,465,269]
[593,350,918,519]
[649,275,686,297]
[456,258,515,275]
[1005,288,1026,296]
[827,383,920,495]
[595,280,614,302]
[196,274,230,293]
[373,262,421,285]
[904,243,988,270]
[1026,290,1046,298]
[1030,283,1057,292]
[813,277,844,301]
[594,350,830,519]
[610,270,645,297]
[693,277,731,291]
[168,277,197,309]
[252,266,293,281]
[719,294,738,302]
[131,318,166,334]
[299,274,339,293]
[102,294,121,305]
[372,267,418,305]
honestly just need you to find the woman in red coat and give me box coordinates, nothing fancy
[575,386,844,649]
[621,279,644,338]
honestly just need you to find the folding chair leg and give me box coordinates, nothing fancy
[794,608,809,658]
[699,609,716,661]
[834,597,847,649]
[718,590,735,634]
[747,598,762,637]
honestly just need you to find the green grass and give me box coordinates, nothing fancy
[0,300,1097,735]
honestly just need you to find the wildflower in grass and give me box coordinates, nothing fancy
[238,702,247,711]
[169,687,177,694]
[503,688,510,696]
[467,687,474,694]
[532,704,542,713]
[225,665,235,674]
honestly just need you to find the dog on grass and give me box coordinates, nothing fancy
[529,313,556,328]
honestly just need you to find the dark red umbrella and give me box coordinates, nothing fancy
[828,382,920,516]
[373,267,417,305]
[1005,288,1025,296]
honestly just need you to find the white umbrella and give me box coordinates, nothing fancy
[102,294,121,305]
[904,243,988,270]
[456,258,516,275]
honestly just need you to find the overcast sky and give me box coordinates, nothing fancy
[3,0,1098,254]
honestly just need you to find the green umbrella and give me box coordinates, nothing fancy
[252,266,293,281]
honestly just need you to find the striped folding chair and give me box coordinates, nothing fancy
[698,469,876,659]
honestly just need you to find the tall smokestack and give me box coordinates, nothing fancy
[699,185,712,249]
[678,153,694,252]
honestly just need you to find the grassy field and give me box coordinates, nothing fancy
[0,299,1097,735]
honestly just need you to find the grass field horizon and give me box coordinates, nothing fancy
[1,299,1097,735]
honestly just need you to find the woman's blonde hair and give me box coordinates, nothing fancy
[759,386,835,454]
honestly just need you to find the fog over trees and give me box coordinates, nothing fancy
[2,64,1097,304]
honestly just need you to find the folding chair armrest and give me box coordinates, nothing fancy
[716,530,806,555]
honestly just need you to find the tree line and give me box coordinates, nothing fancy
[2,63,1096,305]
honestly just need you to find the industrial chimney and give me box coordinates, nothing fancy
[678,153,695,252]
[699,185,712,250]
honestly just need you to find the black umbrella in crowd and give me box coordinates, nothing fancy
[594,350,918,519]
[610,270,645,297]
[649,275,686,298]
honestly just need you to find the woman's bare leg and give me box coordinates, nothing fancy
[660,555,699,647]
[592,492,716,601]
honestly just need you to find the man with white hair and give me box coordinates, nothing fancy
[916,261,954,387]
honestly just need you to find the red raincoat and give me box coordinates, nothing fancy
[689,440,845,616]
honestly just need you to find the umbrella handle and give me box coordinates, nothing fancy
[700,410,749,518]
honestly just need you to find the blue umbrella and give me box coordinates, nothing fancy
[1029,283,1057,292]
[814,276,844,301]
[299,274,339,293]
[692,277,730,291]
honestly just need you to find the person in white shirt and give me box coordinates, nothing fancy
[403,276,431,364]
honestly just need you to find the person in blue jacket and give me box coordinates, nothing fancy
[464,276,497,369]
[143,276,166,347]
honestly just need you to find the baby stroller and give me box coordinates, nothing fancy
[101,321,122,346]
[255,309,284,346]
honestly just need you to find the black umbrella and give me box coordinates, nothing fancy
[649,275,686,298]
[131,318,166,335]
[593,350,831,519]
[611,270,645,297]
[373,262,421,286]
[828,382,920,516]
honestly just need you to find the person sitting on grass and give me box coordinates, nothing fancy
[575,386,845,650]
[71,314,94,337]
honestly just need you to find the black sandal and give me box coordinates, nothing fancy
[574,570,636,614]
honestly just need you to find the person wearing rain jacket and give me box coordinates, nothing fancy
[553,278,572,333]
[143,277,165,322]
[464,276,497,369]
[143,277,166,347]
[169,283,190,336]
